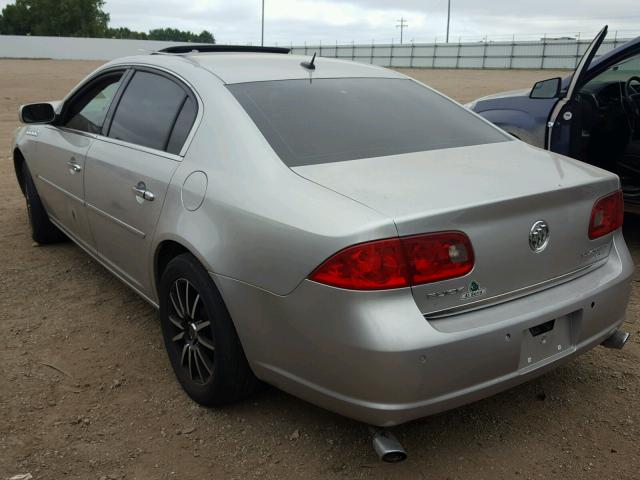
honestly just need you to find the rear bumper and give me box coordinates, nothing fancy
[214,230,633,427]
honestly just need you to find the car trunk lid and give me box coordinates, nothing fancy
[293,140,619,315]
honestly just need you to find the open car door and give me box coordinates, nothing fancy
[547,26,608,153]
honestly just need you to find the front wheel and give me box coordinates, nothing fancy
[159,253,261,405]
[22,162,66,244]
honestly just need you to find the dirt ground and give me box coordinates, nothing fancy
[1,60,639,480]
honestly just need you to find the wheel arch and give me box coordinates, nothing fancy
[153,237,216,300]
[155,239,191,293]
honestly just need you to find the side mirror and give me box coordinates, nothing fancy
[530,77,562,99]
[19,102,56,124]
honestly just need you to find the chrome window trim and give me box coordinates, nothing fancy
[58,63,204,161]
[91,134,184,162]
[46,125,97,139]
[424,257,609,320]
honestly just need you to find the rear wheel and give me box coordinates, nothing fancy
[21,162,66,244]
[159,253,260,405]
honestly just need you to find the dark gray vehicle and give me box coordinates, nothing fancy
[468,27,640,211]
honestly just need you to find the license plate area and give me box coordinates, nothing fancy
[519,312,578,371]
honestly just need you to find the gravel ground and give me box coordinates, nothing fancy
[1,60,639,480]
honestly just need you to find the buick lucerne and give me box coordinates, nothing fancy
[12,46,633,445]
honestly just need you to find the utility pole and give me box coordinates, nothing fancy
[446,0,451,43]
[261,0,265,46]
[396,17,408,45]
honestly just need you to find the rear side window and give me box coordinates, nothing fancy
[108,71,194,152]
[228,78,509,167]
[167,97,197,155]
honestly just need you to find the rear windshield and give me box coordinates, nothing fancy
[227,78,509,167]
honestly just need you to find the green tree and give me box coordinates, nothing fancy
[0,1,31,34]
[0,0,109,37]
[148,28,215,43]
[0,0,215,43]
[106,27,149,40]
[195,30,215,43]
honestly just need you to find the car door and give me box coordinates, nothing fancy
[84,68,198,296]
[547,26,608,154]
[30,70,125,251]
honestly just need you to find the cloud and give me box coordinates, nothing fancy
[0,0,638,44]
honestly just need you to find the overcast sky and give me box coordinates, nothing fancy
[1,0,639,44]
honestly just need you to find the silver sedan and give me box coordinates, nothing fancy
[12,46,633,442]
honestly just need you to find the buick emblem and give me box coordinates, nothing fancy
[529,220,550,253]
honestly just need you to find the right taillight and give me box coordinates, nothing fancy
[589,190,624,240]
[309,231,474,290]
[401,232,475,285]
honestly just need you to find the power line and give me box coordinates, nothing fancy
[396,17,408,45]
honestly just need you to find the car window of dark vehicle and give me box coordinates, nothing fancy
[612,55,640,72]
[108,71,191,152]
[64,73,123,134]
[166,96,197,155]
[589,52,640,85]
[228,78,510,167]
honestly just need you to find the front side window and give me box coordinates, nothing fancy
[64,72,123,134]
[228,78,509,167]
[584,52,640,88]
[108,71,192,152]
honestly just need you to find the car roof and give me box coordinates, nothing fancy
[105,52,406,85]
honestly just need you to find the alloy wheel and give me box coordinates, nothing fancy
[167,278,215,385]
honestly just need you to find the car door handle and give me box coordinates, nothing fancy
[66,160,82,173]
[132,182,155,202]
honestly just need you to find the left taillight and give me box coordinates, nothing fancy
[309,231,474,291]
[589,190,624,240]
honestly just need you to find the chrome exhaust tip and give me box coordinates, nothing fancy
[370,428,407,463]
[601,329,630,350]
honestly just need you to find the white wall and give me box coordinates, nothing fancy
[291,37,634,70]
[0,34,634,68]
[0,35,193,60]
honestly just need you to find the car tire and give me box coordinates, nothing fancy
[22,162,66,244]
[159,253,261,405]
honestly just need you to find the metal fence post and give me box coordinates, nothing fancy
[335,40,338,58]
[455,38,461,69]
[508,34,515,69]
[540,34,547,69]
[352,40,355,61]
[304,41,307,55]
[319,40,322,57]
[481,37,487,69]
[389,38,394,67]
[432,37,437,69]
[410,41,415,68]
[370,39,374,64]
